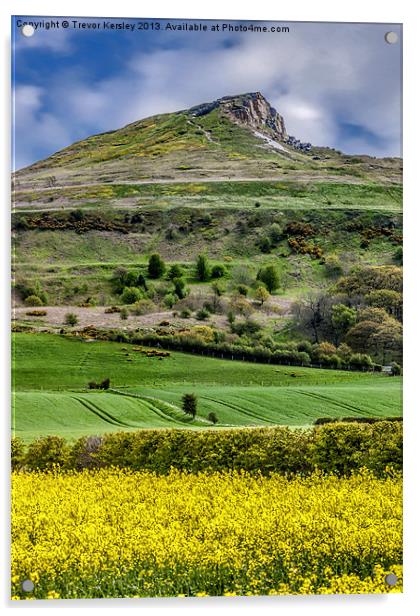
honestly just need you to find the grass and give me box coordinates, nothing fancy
[14,180,403,211]
[12,333,401,441]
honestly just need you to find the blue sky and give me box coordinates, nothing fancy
[12,17,402,169]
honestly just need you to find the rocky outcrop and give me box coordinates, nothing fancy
[189,92,287,141]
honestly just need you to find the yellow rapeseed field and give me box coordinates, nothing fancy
[11,468,402,599]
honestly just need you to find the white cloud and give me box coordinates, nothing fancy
[13,21,402,168]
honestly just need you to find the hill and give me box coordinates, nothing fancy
[12,92,401,210]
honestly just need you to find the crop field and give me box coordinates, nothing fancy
[11,468,402,599]
[13,333,401,441]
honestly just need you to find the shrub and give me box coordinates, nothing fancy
[269,222,283,244]
[24,294,43,307]
[121,286,143,304]
[236,284,249,297]
[182,393,197,418]
[167,264,184,280]
[131,299,156,315]
[25,436,69,470]
[180,308,191,318]
[11,437,25,470]
[148,253,166,279]
[67,436,104,470]
[19,422,402,476]
[25,310,47,317]
[324,254,344,278]
[120,307,129,320]
[390,362,402,376]
[196,308,210,321]
[208,412,219,425]
[64,313,78,326]
[255,285,270,306]
[164,293,177,308]
[211,264,226,279]
[259,236,272,253]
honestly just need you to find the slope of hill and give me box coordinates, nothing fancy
[12,92,402,209]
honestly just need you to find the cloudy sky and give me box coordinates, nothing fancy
[12,17,402,169]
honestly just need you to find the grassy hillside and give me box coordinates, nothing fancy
[12,333,401,441]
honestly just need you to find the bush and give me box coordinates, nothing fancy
[259,236,272,253]
[180,308,191,318]
[64,312,78,326]
[390,361,402,376]
[88,378,110,390]
[67,436,104,470]
[236,284,249,297]
[196,308,210,321]
[25,436,69,470]
[211,264,226,279]
[269,222,283,244]
[167,264,184,280]
[131,299,156,315]
[11,437,25,470]
[207,412,219,425]
[164,293,177,308]
[20,423,402,476]
[25,310,47,317]
[324,254,343,278]
[148,253,166,279]
[121,286,143,305]
[24,294,43,307]
[120,307,129,320]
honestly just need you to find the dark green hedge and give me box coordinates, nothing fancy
[12,421,402,476]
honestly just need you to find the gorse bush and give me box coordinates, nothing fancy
[15,422,402,476]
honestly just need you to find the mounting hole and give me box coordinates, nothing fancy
[21,24,35,38]
[21,579,35,593]
[384,31,398,44]
[384,573,398,586]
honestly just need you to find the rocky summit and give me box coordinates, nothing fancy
[189,92,287,142]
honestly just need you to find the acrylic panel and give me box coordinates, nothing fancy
[11,16,403,600]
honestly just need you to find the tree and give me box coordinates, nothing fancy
[182,393,197,418]
[365,289,402,321]
[255,285,270,306]
[148,253,166,279]
[291,294,332,344]
[196,254,210,282]
[257,265,280,293]
[173,277,186,299]
[121,286,143,304]
[331,303,357,345]
[64,313,78,326]
[207,412,218,425]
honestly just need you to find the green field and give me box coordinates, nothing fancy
[13,333,402,441]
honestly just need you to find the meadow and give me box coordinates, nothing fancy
[13,333,401,441]
[11,468,402,599]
